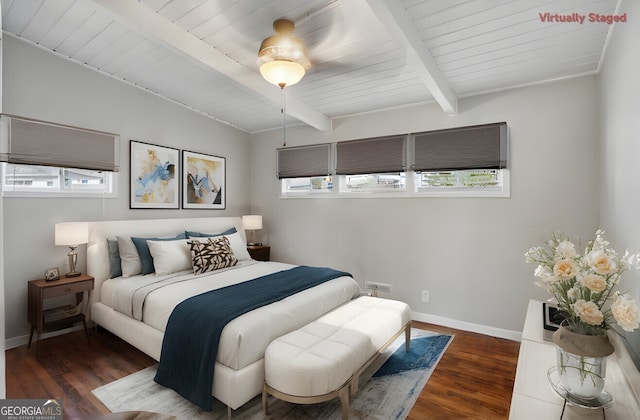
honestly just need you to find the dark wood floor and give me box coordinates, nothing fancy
[6,322,520,419]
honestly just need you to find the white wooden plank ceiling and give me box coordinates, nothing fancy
[1,0,620,133]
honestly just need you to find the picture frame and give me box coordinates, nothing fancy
[182,150,226,209]
[44,267,60,282]
[130,140,180,209]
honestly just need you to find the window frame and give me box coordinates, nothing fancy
[1,163,117,198]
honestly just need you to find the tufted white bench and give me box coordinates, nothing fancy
[262,296,411,419]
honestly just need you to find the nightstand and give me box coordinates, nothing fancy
[247,245,270,261]
[28,273,94,348]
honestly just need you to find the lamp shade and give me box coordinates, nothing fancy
[242,215,263,231]
[259,60,305,88]
[55,222,88,246]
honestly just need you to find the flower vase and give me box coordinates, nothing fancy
[552,325,614,400]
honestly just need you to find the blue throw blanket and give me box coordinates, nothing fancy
[153,265,351,410]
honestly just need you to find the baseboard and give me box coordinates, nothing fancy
[6,313,522,349]
[412,310,522,342]
[5,325,85,350]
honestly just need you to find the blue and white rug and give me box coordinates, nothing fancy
[92,329,453,419]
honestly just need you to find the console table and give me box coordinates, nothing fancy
[509,300,640,419]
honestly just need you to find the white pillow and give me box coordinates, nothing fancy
[147,238,192,275]
[226,232,251,260]
[117,236,141,277]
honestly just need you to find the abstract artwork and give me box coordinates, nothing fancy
[182,150,226,209]
[130,140,179,209]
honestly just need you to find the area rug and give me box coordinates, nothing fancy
[92,329,453,419]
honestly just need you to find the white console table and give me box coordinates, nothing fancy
[509,300,640,419]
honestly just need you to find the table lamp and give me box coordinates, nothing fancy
[55,222,88,278]
[242,215,262,246]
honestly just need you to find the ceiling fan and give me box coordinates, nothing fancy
[257,18,311,89]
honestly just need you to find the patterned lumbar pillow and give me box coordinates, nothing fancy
[189,236,238,275]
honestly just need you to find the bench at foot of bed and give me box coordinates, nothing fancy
[262,296,411,420]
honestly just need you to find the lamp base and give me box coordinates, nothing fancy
[65,271,81,278]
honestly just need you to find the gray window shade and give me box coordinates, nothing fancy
[0,114,120,172]
[336,135,405,175]
[414,123,507,172]
[277,144,331,179]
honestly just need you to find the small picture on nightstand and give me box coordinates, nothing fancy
[44,267,60,282]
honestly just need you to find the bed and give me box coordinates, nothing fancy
[86,217,360,412]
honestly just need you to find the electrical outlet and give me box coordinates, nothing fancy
[422,290,430,302]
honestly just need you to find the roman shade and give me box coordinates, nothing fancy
[335,135,405,175]
[413,122,507,172]
[277,144,331,179]
[0,114,120,172]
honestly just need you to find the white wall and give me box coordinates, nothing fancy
[250,76,600,337]
[2,36,252,344]
[0,7,5,397]
[599,0,640,382]
[600,0,639,300]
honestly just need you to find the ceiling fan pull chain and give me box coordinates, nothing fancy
[282,87,287,147]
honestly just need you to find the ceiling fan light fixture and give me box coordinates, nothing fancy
[260,60,305,89]
[258,19,310,88]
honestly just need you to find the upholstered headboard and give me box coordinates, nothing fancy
[87,217,245,307]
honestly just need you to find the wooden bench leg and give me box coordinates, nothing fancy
[405,324,411,352]
[339,385,350,420]
[262,386,269,415]
[351,374,359,396]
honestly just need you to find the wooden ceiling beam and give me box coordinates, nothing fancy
[365,0,458,115]
[91,0,332,131]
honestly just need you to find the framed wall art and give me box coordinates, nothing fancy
[130,140,179,209]
[182,150,226,209]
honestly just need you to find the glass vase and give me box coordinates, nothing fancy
[556,347,607,400]
[552,324,613,400]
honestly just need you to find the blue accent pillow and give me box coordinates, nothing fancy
[107,238,122,278]
[131,232,187,275]
[185,227,237,238]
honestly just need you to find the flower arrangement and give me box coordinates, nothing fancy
[525,230,640,336]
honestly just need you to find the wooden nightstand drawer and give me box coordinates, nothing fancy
[42,279,93,299]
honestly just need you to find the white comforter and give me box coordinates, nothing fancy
[101,261,360,370]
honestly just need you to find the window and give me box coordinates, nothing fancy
[335,135,406,194]
[281,176,333,194]
[278,122,509,198]
[278,144,333,196]
[416,169,503,189]
[340,173,406,193]
[2,163,115,197]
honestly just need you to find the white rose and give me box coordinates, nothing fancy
[534,265,556,284]
[556,240,577,259]
[586,249,617,275]
[573,300,604,326]
[567,287,578,301]
[553,259,577,279]
[612,295,640,332]
[580,274,607,293]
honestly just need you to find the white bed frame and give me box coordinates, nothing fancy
[87,217,265,411]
